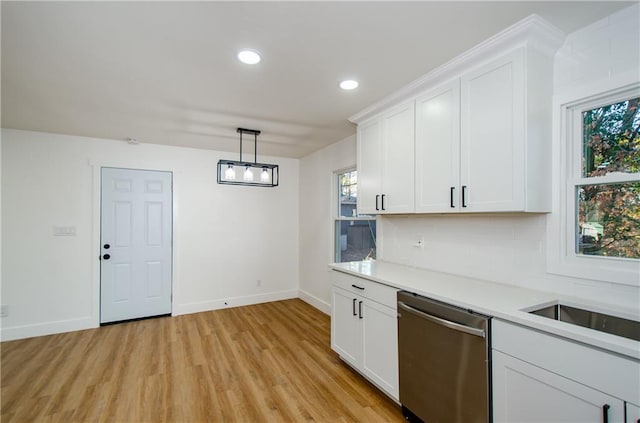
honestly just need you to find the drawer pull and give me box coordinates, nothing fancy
[351,284,365,290]
[602,404,609,423]
[462,185,468,208]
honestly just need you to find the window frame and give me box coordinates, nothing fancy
[547,75,640,287]
[333,167,377,263]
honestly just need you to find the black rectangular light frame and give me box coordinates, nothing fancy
[216,128,280,187]
[216,160,279,187]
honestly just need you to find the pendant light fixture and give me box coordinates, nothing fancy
[217,128,279,187]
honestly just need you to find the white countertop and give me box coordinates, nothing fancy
[329,260,640,361]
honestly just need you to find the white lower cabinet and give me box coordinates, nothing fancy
[361,298,398,398]
[492,320,639,423]
[331,287,362,366]
[627,403,640,423]
[330,272,399,401]
[493,350,624,423]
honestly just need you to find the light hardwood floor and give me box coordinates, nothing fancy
[1,299,403,422]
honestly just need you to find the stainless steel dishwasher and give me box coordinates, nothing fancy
[397,291,491,423]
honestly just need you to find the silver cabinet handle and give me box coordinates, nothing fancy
[398,301,485,338]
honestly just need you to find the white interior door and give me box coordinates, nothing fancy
[100,167,173,323]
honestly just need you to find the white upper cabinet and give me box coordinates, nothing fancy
[415,79,461,212]
[460,49,527,212]
[351,15,564,214]
[380,101,415,213]
[357,118,382,215]
[416,49,551,213]
[357,101,415,214]
[460,48,552,212]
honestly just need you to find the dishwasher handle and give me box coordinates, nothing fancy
[398,301,486,338]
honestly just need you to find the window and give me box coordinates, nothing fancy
[548,80,640,286]
[334,170,376,262]
[574,96,640,259]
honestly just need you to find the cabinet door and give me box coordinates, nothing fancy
[331,287,361,367]
[460,49,525,212]
[361,299,399,400]
[380,101,415,213]
[357,118,382,215]
[627,402,640,423]
[493,351,625,423]
[415,80,461,212]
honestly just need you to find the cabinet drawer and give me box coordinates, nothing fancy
[331,270,398,309]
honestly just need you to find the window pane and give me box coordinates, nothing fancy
[577,182,640,259]
[335,220,377,262]
[582,97,640,177]
[338,170,358,217]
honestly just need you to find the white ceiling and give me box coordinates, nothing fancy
[1,1,631,158]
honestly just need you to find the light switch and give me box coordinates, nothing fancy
[53,226,77,236]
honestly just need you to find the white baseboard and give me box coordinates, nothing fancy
[299,289,331,315]
[172,289,298,316]
[0,289,317,341]
[0,316,97,342]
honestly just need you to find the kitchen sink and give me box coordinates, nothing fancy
[528,303,640,342]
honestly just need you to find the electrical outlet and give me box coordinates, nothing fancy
[256,279,262,287]
[1,305,8,318]
[53,226,77,236]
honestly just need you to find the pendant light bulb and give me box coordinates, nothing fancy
[243,166,254,181]
[261,167,270,182]
[225,164,236,180]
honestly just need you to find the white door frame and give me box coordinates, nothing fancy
[90,159,179,327]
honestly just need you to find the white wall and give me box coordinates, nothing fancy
[378,4,640,310]
[298,135,356,314]
[554,4,639,95]
[3,6,638,339]
[1,129,299,340]
[379,214,639,308]
[0,135,3,319]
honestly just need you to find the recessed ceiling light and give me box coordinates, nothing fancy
[237,49,261,65]
[340,80,359,90]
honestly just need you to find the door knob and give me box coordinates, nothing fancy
[103,243,110,249]
[103,254,111,260]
